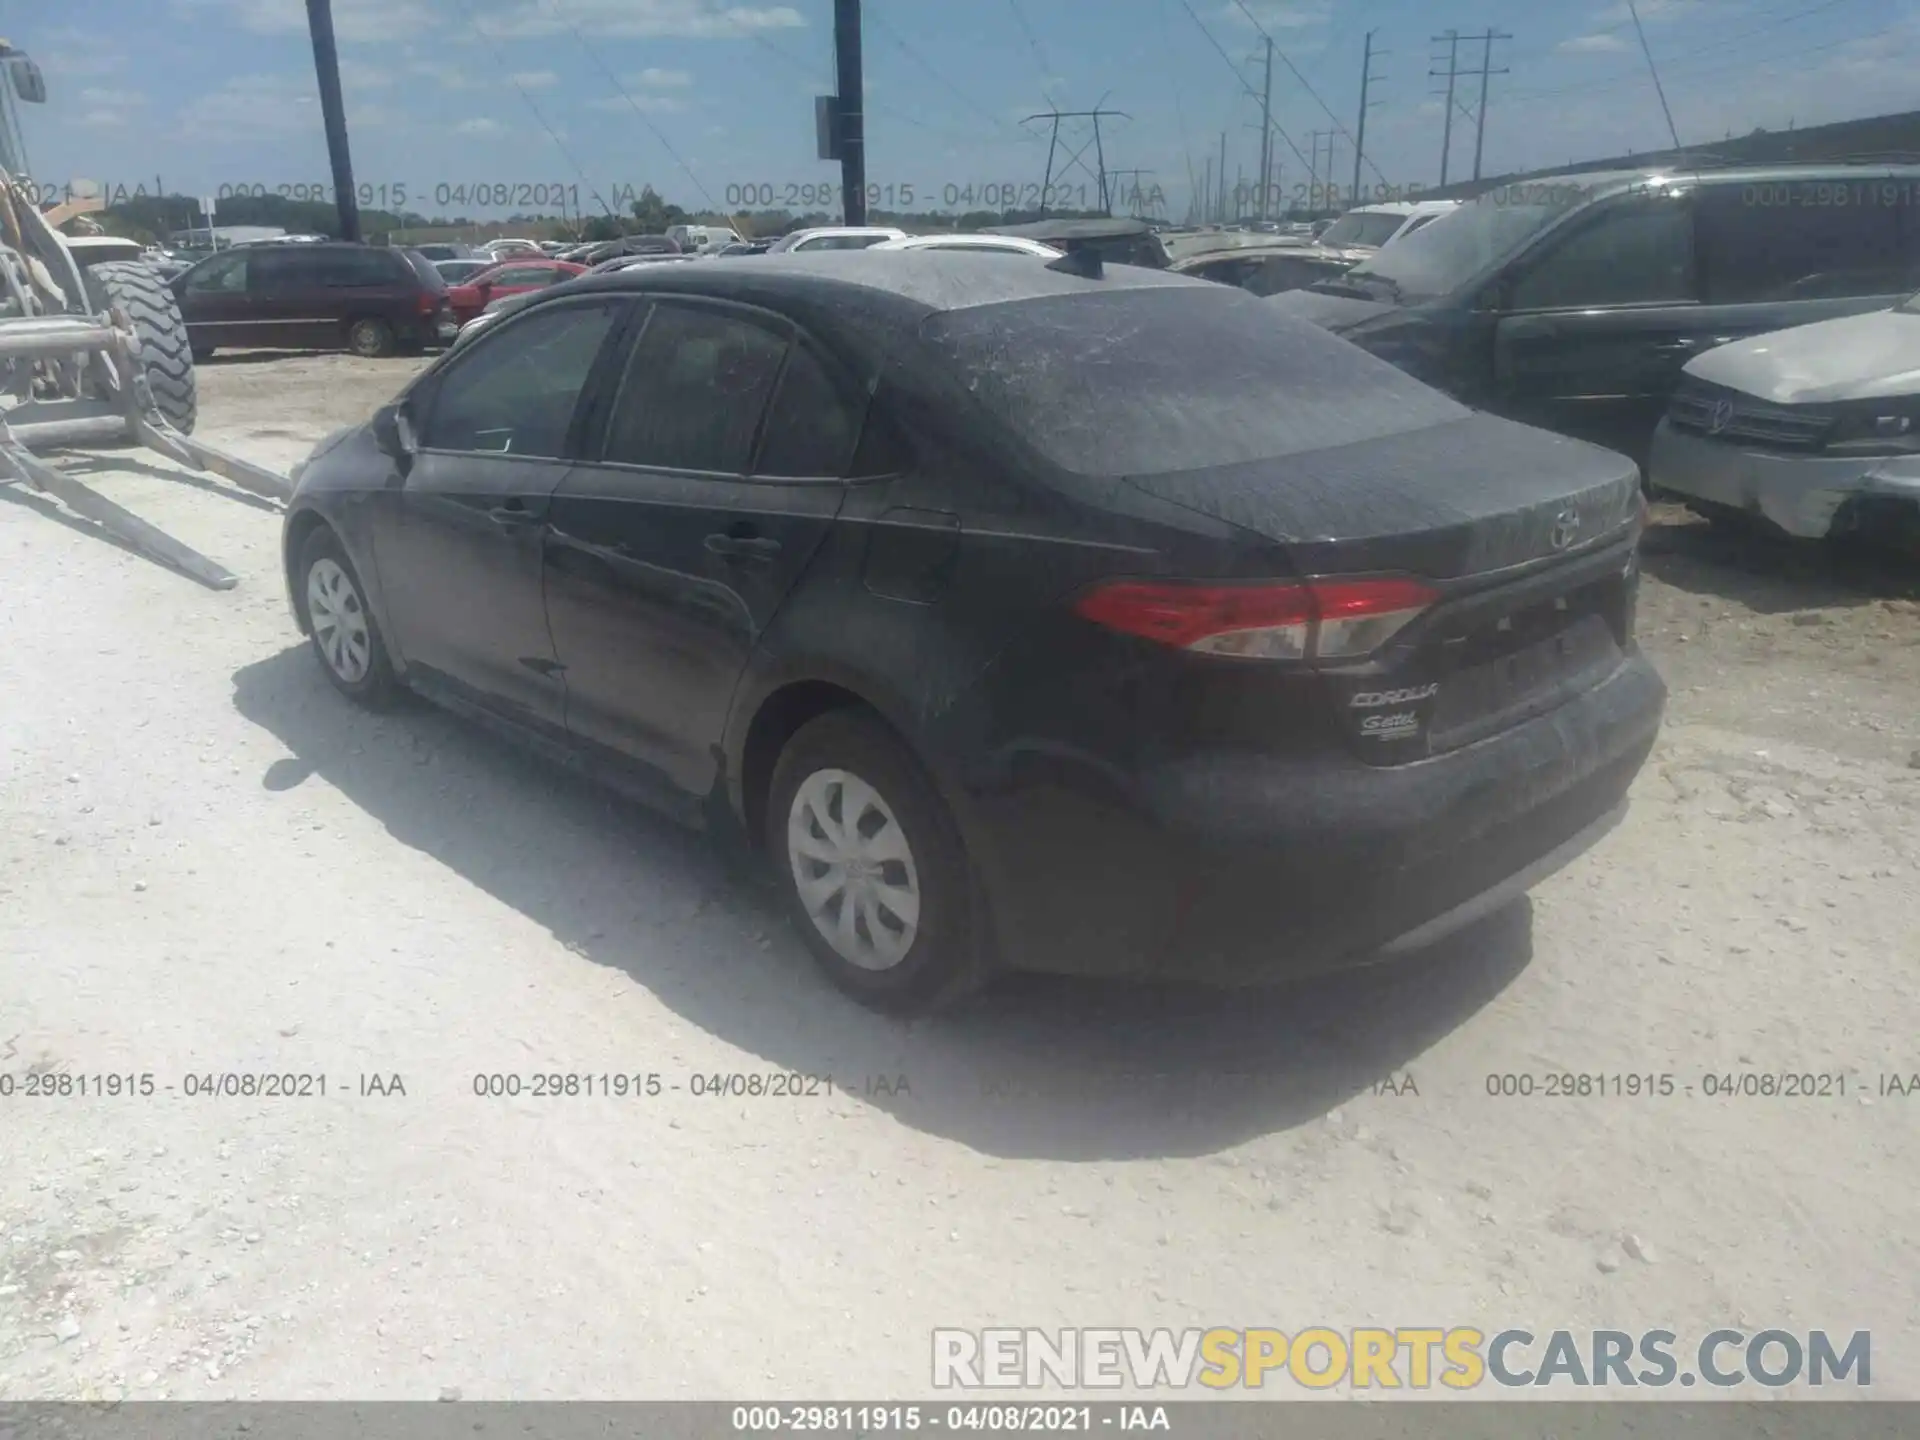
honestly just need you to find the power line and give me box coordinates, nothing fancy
[1006,0,1056,99]
[1430,28,1508,185]
[541,0,719,213]
[1171,0,1315,181]
[867,5,1032,140]
[1507,0,1867,100]
[1626,0,1682,150]
[1228,0,1389,185]
[446,0,617,217]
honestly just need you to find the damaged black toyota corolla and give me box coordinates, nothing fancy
[280,250,1666,1013]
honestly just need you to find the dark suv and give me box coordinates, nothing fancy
[1270,163,1920,467]
[172,242,453,359]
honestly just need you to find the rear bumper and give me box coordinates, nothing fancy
[960,651,1666,984]
[1649,418,1920,538]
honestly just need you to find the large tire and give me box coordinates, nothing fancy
[83,260,197,434]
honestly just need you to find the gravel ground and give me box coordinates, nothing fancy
[2,352,1918,1403]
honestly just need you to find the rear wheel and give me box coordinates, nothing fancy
[766,711,982,1013]
[298,527,399,709]
[346,317,396,358]
[82,260,197,433]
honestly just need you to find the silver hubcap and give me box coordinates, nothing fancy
[306,557,372,684]
[787,768,922,971]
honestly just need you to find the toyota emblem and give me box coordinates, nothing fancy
[1706,397,1736,435]
[1550,507,1581,551]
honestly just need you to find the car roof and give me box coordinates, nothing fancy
[985,217,1154,241]
[1344,199,1461,216]
[565,247,1205,314]
[1456,161,1920,203]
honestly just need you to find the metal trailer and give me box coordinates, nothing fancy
[0,41,290,591]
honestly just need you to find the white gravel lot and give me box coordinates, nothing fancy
[2,353,1918,1403]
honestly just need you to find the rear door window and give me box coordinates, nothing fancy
[183,250,248,293]
[600,301,789,475]
[321,247,403,287]
[1698,181,1919,302]
[248,247,312,294]
[754,344,863,478]
[1507,192,1696,309]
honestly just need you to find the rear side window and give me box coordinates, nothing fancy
[320,247,404,287]
[918,285,1469,476]
[755,345,863,478]
[1698,182,1919,303]
[400,250,449,292]
[601,302,788,474]
[1507,193,1696,309]
[248,247,312,293]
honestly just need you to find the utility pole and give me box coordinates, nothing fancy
[1307,130,1338,212]
[1257,37,1274,220]
[1106,168,1156,215]
[1217,131,1227,221]
[833,0,867,224]
[1432,27,1509,187]
[1352,29,1387,208]
[1200,157,1212,225]
[1431,29,1460,189]
[304,0,361,241]
[1470,29,1510,182]
[1026,107,1129,217]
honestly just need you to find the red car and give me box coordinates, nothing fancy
[444,258,587,324]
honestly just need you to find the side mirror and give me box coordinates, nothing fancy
[372,403,417,463]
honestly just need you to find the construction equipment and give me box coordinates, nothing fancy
[0,39,291,591]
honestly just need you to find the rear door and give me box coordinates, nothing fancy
[1491,188,1704,458]
[544,297,856,796]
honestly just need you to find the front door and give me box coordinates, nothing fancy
[371,294,629,731]
[1492,188,1703,461]
[544,298,859,797]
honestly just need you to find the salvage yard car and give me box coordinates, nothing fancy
[1271,164,1920,468]
[280,251,1665,1012]
[1649,295,1920,550]
[173,241,454,358]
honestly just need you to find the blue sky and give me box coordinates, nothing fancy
[13,0,1920,220]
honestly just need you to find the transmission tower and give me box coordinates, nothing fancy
[1024,107,1129,217]
[1430,27,1510,186]
[1105,167,1159,217]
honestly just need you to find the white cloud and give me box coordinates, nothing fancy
[454,117,505,135]
[41,47,128,80]
[636,68,694,88]
[1221,1,1330,30]
[408,61,475,90]
[509,70,559,89]
[472,0,805,40]
[1558,32,1630,53]
[176,73,313,138]
[171,0,441,44]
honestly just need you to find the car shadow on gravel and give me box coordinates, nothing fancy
[233,645,1535,1162]
[1642,511,1920,612]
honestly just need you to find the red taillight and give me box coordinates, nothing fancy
[418,293,437,315]
[1072,577,1438,662]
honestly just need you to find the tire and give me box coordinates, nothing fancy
[766,710,983,1014]
[297,527,399,709]
[82,260,197,433]
[346,317,396,358]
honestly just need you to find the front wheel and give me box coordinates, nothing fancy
[346,317,396,358]
[766,711,982,1013]
[298,527,399,708]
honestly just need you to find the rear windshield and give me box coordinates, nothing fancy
[917,285,1468,476]
[1319,211,1406,249]
[399,249,449,292]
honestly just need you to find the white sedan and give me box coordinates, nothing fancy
[868,233,1064,258]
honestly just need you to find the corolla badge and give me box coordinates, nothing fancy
[1707,397,1736,435]
[1549,507,1581,551]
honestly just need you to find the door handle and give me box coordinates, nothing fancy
[488,501,539,527]
[705,532,782,559]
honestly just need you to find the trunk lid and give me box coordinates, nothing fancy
[1122,412,1641,580]
[1124,413,1644,766]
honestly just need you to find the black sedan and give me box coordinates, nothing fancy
[281,252,1666,1012]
